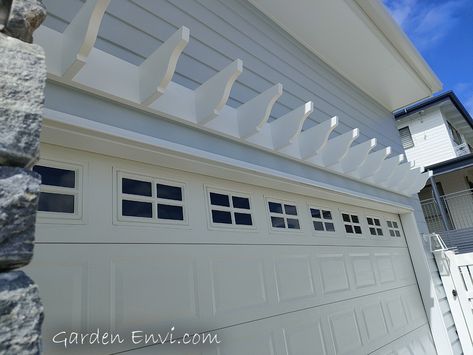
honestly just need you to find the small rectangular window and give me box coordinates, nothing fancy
[157,204,183,220]
[399,127,414,149]
[157,183,182,201]
[268,199,300,231]
[342,213,363,236]
[33,165,76,188]
[122,178,152,196]
[310,207,335,233]
[122,200,153,218]
[367,217,384,236]
[208,189,254,228]
[38,192,75,213]
[33,163,81,218]
[387,220,402,237]
[118,172,186,225]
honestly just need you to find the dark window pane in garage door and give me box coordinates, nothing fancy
[235,212,252,225]
[38,192,75,213]
[271,216,285,228]
[210,192,230,207]
[269,202,283,214]
[122,200,152,218]
[157,184,182,201]
[33,165,75,188]
[212,210,232,224]
[158,204,184,220]
[122,178,152,196]
[232,196,250,209]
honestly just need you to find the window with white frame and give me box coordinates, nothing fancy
[33,162,81,218]
[118,172,186,224]
[387,220,402,237]
[268,200,300,230]
[310,207,335,232]
[366,216,384,236]
[208,190,253,226]
[341,212,362,235]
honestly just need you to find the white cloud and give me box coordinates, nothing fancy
[383,0,466,50]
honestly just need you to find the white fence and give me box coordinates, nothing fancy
[435,249,473,354]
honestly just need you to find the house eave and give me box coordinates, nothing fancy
[248,0,442,111]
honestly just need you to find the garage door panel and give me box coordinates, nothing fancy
[29,244,417,335]
[274,255,316,302]
[370,325,437,355]
[119,286,427,355]
[111,257,199,329]
[210,257,269,314]
[26,258,89,342]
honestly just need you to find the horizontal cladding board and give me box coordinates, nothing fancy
[41,0,404,154]
[27,243,425,354]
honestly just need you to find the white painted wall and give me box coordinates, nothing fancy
[398,109,456,168]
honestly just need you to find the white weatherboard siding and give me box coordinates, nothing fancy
[399,109,457,167]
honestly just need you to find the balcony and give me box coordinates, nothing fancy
[421,188,473,233]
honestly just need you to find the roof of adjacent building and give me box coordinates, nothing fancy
[394,91,473,142]
[426,152,473,176]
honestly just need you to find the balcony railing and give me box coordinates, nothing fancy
[420,188,473,233]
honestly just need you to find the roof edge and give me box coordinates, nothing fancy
[394,91,473,131]
[353,0,442,96]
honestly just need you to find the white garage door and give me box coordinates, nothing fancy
[26,144,436,355]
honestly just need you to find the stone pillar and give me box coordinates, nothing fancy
[0,1,47,354]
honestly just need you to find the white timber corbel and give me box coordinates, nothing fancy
[195,59,243,124]
[338,138,377,173]
[371,154,405,185]
[297,116,338,159]
[270,102,313,150]
[237,84,283,139]
[406,170,433,195]
[139,27,190,106]
[60,0,111,80]
[351,147,391,179]
[395,167,424,193]
[384,161,414,189]
[312,129,359,167]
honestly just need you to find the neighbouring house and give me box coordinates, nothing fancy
[395,92,473,252]
[25,0,464,354]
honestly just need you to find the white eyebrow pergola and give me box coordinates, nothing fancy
[35,0,431,196]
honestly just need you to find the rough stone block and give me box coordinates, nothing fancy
[0,167,40,270]
[2,0,46,43]
[0,271,44,354]
[0,32,46,167]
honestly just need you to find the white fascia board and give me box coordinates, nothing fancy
[353,0,442,96]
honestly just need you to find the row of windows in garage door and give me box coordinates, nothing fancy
[33,162,403,238]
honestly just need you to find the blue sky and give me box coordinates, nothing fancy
[383,0,473,113]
